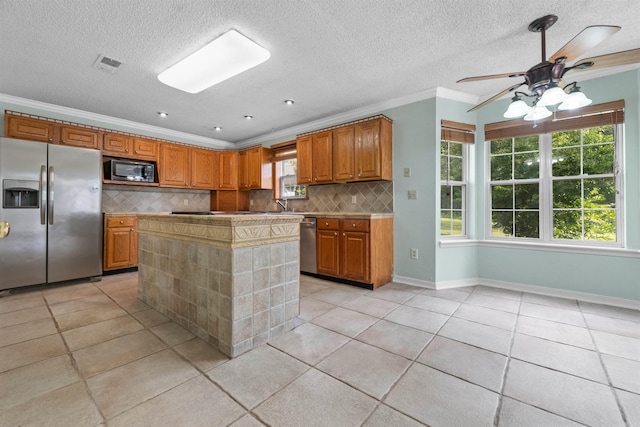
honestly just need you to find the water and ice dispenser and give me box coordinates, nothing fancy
[3,179,40,208]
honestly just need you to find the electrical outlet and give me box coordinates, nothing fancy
[351,195,357,204]
[408,190,417,200]
[183,199,189,206]
[250,199,254,206]
[410,248,419,259]
[404,167,411,177]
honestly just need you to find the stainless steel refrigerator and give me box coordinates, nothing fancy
[0,137,102,291]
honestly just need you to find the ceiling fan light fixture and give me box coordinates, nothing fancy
[524,105,552,121]
[157,29,271,94]
[537,85,568,107]
[558,86,592,110]
[504,96,533,118]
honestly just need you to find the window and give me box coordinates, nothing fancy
[440,120,475,237]
[486,101,624,245]
[271,141,307,200]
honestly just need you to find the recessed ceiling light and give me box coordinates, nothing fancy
[244,115,253,120]
[158,111,168,118]
[284,99,295,105]
[214,126,222,131]
[157,29,271,94]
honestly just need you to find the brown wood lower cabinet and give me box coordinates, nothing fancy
[104,215,138,271]
[316,217,393,288]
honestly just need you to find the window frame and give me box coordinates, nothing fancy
[440,140,469,238]
[485,124,624,247]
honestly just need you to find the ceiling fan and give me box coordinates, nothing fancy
[458,15,640,119]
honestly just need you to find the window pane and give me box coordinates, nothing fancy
[553,179,581,208]
[440,140,449,155]
[583,144,614,175]
[491,139,511,154]
[440,156,448,180]
[449,157,463,181]
[583,126,614,144]
[515,211,539,238]
[584,178,616,208]
[552,129,581,148]
[553,210,582,239]
[552,147,580,176]
[449,142,462,156]
[492,185,513,209]
[440,210,452,236]
[514,136,538,152]
[452,185,463,209]
[584,210,616,241]
[491,155,512,180]
[441,186,452,209]
[514,153,539,179]
[514,184,539,209]
[491,211,513,237]
[451,211,463,236]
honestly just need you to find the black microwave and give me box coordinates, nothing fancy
[104,159,155,183]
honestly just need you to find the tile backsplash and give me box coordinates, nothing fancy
[251,181,394,213]
[102,184,210,212]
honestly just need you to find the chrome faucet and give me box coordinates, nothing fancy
[275,199,288,211]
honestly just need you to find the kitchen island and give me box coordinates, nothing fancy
[136,212,303,357]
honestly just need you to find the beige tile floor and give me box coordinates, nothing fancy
[0,272,639,426]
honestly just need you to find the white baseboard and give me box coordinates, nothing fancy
[392,275,639,310]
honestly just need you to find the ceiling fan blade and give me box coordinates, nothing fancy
[467,82,526,112]
[550,25,621,63]
[457,72,526,83]
[572,48,640,71]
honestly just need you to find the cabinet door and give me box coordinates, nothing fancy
[104,222,137,270]
[191,147,216,189]
[5,115,55,143]
[159,143,190,187]
[103,133,131,156]
[355,120,381,180]
[333,126,355,181]
[218,151,238,189]
[132,138,159,161]
[313,131,333,183]
[246,147,262,188]
[317,230,340,276]
[238,150,249,190]
[341,231,369,282]
[296,136,313,184]
[60,125,101,149]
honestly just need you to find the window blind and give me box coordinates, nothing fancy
[441,120,476,144]
[269,140,297,161]
[485,100,625,140]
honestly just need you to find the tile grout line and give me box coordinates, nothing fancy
[579,301,631,426]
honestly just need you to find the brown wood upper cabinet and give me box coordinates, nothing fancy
[59,125,102,149]
[103,133,131,156]
[312,131,333,183]
[131,137,158,161]
[5,115,56,143]
[332,126,355,181]
[159,143,190,188]
[190,147,216,189]
[296,135,313,184]
[238,146,273,190]
[218,151,238,190]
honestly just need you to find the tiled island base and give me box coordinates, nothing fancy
[137,213,302,357]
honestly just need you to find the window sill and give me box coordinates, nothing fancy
[439,239,640,258]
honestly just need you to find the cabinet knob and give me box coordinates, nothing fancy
[130,228,134,231]
[126,149,129,152]
[48,138,53,142]
[352,223,356,227]
[343,233,346,237]
[135,150,138,154]
[314,177,317,182]
[61,140,66,144]
[119,220,124,224]
[334,232,337,236]
[358,173,362,177]
[307,178,311,182]
[350,174,353,178]
[325,222,329,226]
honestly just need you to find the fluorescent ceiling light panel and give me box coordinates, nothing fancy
[158,29,270,94]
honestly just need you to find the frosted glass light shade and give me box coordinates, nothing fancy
[537,85,568,107]
[558,90,593,110]
[504,99,532,118]
[158,30,271,94]
[523,105,552,121]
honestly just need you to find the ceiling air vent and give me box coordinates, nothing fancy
[93,55,123,74]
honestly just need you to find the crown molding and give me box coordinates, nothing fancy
[0,93,234,149]
[238,86,479,147]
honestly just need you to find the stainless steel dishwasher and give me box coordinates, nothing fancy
[300,216,317,274]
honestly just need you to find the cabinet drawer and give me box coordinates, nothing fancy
[106,217,136,228]
[341,219,369,232]
[317,218,340,230]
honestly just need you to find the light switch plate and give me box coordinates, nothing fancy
[351,195,357,204]
[183,199,189,206]
[408,190,417,200]
[404,167,411,177]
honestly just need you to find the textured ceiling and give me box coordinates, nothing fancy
[1,0,638,145]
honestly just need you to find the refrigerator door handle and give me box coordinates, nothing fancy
[48,166,55,225]
[40,165,47,225]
